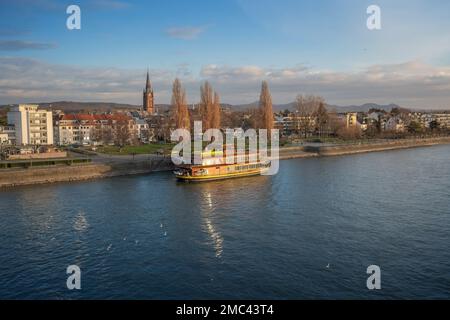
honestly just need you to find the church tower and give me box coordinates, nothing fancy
[143,70,154,114]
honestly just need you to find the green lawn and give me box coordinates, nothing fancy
[95,144,175,155]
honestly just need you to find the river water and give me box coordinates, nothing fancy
[0,145,449,299]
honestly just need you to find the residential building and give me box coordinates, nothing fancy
[385,116,406,132]
[433,113,450,129]
[55,114,96,145]
[7,104,53,145]
[134,118,150,142]
[55,113,139,146]
[346,112,358,128]
[0,133,8,144]
[0,125,16,145]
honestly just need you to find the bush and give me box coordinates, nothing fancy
[337,126,362,140]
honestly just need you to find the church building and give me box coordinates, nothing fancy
[143,70,154,114]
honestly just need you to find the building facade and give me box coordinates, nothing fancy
[0,125,15,145]
[55,113,143,146]
[7,104,53,145]
[433,113,450,129]
[346,113,358,128]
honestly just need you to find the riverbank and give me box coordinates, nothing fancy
[1,137,449,188]
[279,136,450,159]
[0,157,174,188]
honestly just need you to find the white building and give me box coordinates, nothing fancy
[0,133,8,144]
[134,118,150,142]
[7,104,54,145]
[0,125,15,145]
[433,113,450,129]
[385,116,406,132]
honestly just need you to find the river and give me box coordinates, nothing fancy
[0,145,449,299]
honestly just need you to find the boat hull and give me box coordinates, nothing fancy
[176,169,265,182]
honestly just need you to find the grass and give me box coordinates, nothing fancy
[95,141,285,156]
[94,143,175,155]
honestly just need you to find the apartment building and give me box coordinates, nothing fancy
[55,113,140,146]
[433,113,450,129]
[7,104,53,145]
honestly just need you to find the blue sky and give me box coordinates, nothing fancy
[1,0,450,108]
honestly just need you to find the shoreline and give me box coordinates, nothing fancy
[278,136,450,160]
[1,137,449,188]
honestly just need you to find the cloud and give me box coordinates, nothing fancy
[89,0,131,10]
[0,40,56,51]
[199,61,450,108]
[165,26,206,40]
[0,57,449,109]
[0,27,30,36]
[0,57,178,105]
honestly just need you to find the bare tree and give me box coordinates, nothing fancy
[91,124,113,145]
[102,126,113,145]
[172,78,190,131]
[210,91,221,129]
[200,81,214,131]
[222,110,244,128]
[90,124,102,143]
[327,111,345,136]
[314,102,329,137]
[259,81,273,132]
[295,95,323,138]
[337,126,362,140]
[114,121,132,148]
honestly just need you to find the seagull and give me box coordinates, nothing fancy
[326,263,331,269]
[107,244,112,251]
[160,223,163,228]
[123,237,127,241]
[164,231,167,236]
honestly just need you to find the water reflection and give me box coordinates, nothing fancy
[193,176,274,259]
[199,187,224,258]
[73,210,89,232]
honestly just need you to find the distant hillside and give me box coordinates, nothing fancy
[327,103,402,113]
[0,101,140,112]
[36,101,141,112]
[1,101,428,113]
[233,102,401,113]
[233,101,296,112]
[0,101,177,113]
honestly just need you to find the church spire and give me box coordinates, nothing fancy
[143,68,154,114]
[145,69,152,92]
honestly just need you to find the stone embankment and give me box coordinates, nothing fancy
[279,137,450,160]
[0,157,174,188]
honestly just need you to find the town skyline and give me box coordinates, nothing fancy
[1,0,450,108]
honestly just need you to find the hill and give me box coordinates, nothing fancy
[0,101,420,114]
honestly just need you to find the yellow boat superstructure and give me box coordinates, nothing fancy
[174,150,271,182]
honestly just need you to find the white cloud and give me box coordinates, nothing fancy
[0,57,449,109]
[165,26,206,40]
[0,40,56,51]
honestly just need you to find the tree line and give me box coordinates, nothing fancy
[171,79,274,133]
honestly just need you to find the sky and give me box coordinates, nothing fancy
[0,0,450,108]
